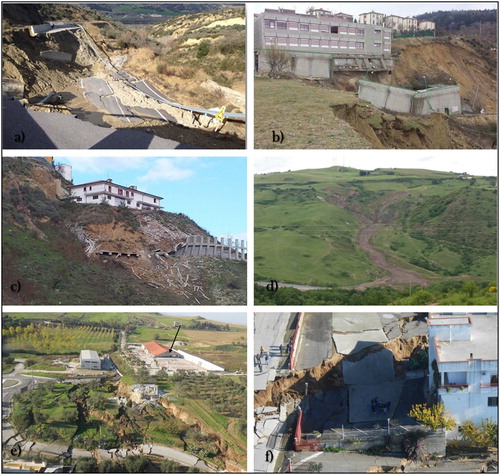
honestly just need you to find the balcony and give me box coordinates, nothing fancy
[480,382,498,393]
[438,384,468,394]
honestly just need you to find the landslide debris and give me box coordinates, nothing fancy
[2,157,246,305]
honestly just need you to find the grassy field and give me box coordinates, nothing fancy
[255,166,497,291]
[255,77,371,149]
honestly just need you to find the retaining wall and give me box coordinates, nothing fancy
[174,235,247,261]
[175,349,224,371]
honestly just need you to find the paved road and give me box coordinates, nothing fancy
[256,281,330,291]
[254,313,293,391]
[294,313,333,370]
[285,451,403,472]
[2,96,193,149]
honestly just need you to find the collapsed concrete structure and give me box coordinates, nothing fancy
[358,79,461,115]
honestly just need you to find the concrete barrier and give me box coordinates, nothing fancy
[174,349,224,371]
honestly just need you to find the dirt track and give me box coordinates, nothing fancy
[349,192,429,290]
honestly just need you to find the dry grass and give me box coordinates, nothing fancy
[184,329,246,346]
[254,77,371,149]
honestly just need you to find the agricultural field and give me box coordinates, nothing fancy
[2,323,116,355]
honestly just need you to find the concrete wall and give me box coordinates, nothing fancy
[412,86,461,115]
[174,235,247,261]
[358,80,414,113]
[358,79,461,115]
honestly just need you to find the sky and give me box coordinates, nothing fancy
[253,2,497,17]
[254,151,498,176]
[59,156,247,240]
[161,312,247,326]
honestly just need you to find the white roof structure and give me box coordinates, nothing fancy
[80,349,99,359]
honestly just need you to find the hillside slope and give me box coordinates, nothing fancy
[255,36,496,149]
[255,167,497,290]
[3,158,246,305]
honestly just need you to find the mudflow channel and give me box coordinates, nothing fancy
[345,192,429,290]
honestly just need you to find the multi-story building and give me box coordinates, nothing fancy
[254,8,393,77]
[428,313,498,427]
[359,11,385,26]
[418,20,436,31]
[69,179,163,210]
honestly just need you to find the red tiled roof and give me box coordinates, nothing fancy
[143,341,170,357]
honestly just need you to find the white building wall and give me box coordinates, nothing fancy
[175,349,224,371]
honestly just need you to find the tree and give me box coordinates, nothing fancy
[197,40,211,58]
[409,402,456,431]
[12,408,34,432]
[263,45,292,78]
[124,455,147,473]
[459,419,498,448]
[160,458,183,472]
[75,457,98,473]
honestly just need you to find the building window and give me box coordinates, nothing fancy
[137,203,141,207]
[277,21,287,30]
[127,200,131,205]
[118,189,123,195]
[126,190,129,197]
[89,186,92,190]
[83,187,86,191]
[339,40,348,48]
[77,197,82,202]
[288,21,298,30]
[330,26,338,34]
[384,32,391,38]
[348,41,356,49]
[356,28,365,36]
[310,23,319,32]
[107,195,111,200]
[264,19,275,29]
[339,26,348,34]
[277,37,287,46]
[330,40,339,48]
[92,195,99,200]
[319,24,329,33]
[488,397,498,406]
[299,38,309,47]
[348,27,356,35]
[375,29,382,33]
[320,40,329,48]
[154,198,157,203]
[311,39,320,47]
[289,37,298,46]
[491,375,498,384]
[300,23,309,31]
[108,185,112,192]
[131,192,134,197]
[264,37,275,45]
[356,42,364,49]
[374,42,382,48]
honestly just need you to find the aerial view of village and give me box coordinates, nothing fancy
[2,312,247,472]
[2,3,245,149]
[254,312,498,472]
[2,156,247,305]
[254,3,496,149]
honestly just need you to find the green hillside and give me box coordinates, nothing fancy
[255,166,497,298]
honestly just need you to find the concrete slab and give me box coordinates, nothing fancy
[331,313,383,332]
[348,381,403,423]
[385,322,403,340]
[295,313,333,370]
[332,329,387,355]
[262,418,280,437]
[255,406,278,415]
[300,389,348,432]
[402,320,427,339]
[342,349,395,385]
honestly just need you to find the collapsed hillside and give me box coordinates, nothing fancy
[2,158,246,305]
[2,4,245,148]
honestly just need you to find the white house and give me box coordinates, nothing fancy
[358,11,385,26]
[428,313,498,428]
[69,179,163,210]
[80,350,101,370]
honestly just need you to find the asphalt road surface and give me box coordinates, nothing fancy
[2,96,192,149]
[294,313,333,370]
[254,313,293,391]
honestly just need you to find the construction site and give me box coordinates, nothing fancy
[254,312,498,473]
[2,4,246,148]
